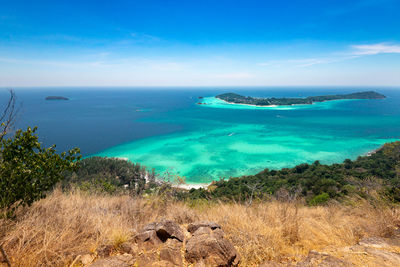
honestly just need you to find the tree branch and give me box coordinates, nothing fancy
[0,243,11,267]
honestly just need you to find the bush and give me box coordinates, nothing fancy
[309,193,330,206]
[63,157,149,194]
[0,127,80,214]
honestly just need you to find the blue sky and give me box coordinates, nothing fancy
[1,0,400,86]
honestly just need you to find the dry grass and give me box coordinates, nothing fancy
[1,190,400,266]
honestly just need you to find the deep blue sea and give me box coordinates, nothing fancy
[2,87,400,183]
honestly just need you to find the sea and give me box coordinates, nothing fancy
[2,87,400,184]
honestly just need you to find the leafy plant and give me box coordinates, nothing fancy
[308,193,330,206]
[0,127,81,214]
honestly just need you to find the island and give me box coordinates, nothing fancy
[215,91,386,106]
[45,96,69,101]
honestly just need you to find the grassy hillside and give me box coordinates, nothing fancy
[1,189,400,266]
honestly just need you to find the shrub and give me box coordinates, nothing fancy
[309,193,330,206]
[0,127,80,214]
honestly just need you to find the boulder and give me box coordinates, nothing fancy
[185,224,240,266]
[296,250,352,267]
[134,229,163,248]
[155,220,185,242]
[131,220,185,266]
[89,220,240,267]
[135,220,184,246]
[188,221,221,233]
[159,239,183,266]
[135,251,159,267]
[192,226,213,236]
[89,254,135,267]
[119,242,138,254]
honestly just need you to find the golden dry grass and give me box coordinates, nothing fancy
[1,190,400,266]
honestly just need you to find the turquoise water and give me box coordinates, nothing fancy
[93,89,400,184]
[9,88,400,184]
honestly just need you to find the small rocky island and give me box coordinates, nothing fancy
[45,96,69,100]
[216,91,386,106]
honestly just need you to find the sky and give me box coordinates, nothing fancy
[1,0,400,87]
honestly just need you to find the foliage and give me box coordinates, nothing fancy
[0,127,81,213]
[309,193,330,206]
[63,156,150,194]
[182,141,400,204]
[216,91,385,106]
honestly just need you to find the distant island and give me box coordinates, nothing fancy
[215,91,386,106]
[45,96,69,100]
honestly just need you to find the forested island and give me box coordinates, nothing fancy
[216,91,386,106]
[45,96,69,100]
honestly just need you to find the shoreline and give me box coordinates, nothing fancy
[114,147,382,188]
[214,97,362,108]
[173,183,209,189]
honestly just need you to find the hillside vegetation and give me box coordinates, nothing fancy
[216,91,386,106]
[183,141,400,205]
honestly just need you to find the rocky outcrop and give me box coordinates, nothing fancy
[89,254,135,267]
[294,236,400,267]
[87,219,239,267]
[187,221,221,234]
[185,224,240,266]
[296,250,352,267]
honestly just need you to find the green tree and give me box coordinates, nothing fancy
[0,127,81,214]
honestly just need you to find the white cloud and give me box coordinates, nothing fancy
[258,57,352,68]
[258,43,400,69]
[351,43,400,55]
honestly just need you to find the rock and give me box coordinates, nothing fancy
[193,260,206,267]
[185,226,240,266]
[89,254,135,267]
[134,230,163,247]
[343,241,400,266]
[296,250,352,267]
[151,260,178,267]
[119,242,138,254]
[80,254,94,265]
[259,262,293,267]
[193,226,212,236]
[188,221,221,233]
[135,219,184,247]
[358,237,391,249]
[159,239,183,266]
[155,220,185,242]
[132,220,185,266]
[96,244,114,258]
[135,252,159,267]
[143,222,158,231]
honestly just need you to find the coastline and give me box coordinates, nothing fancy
[214,97,364,108]
[173,183,209,189]
[215,97,278,107]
